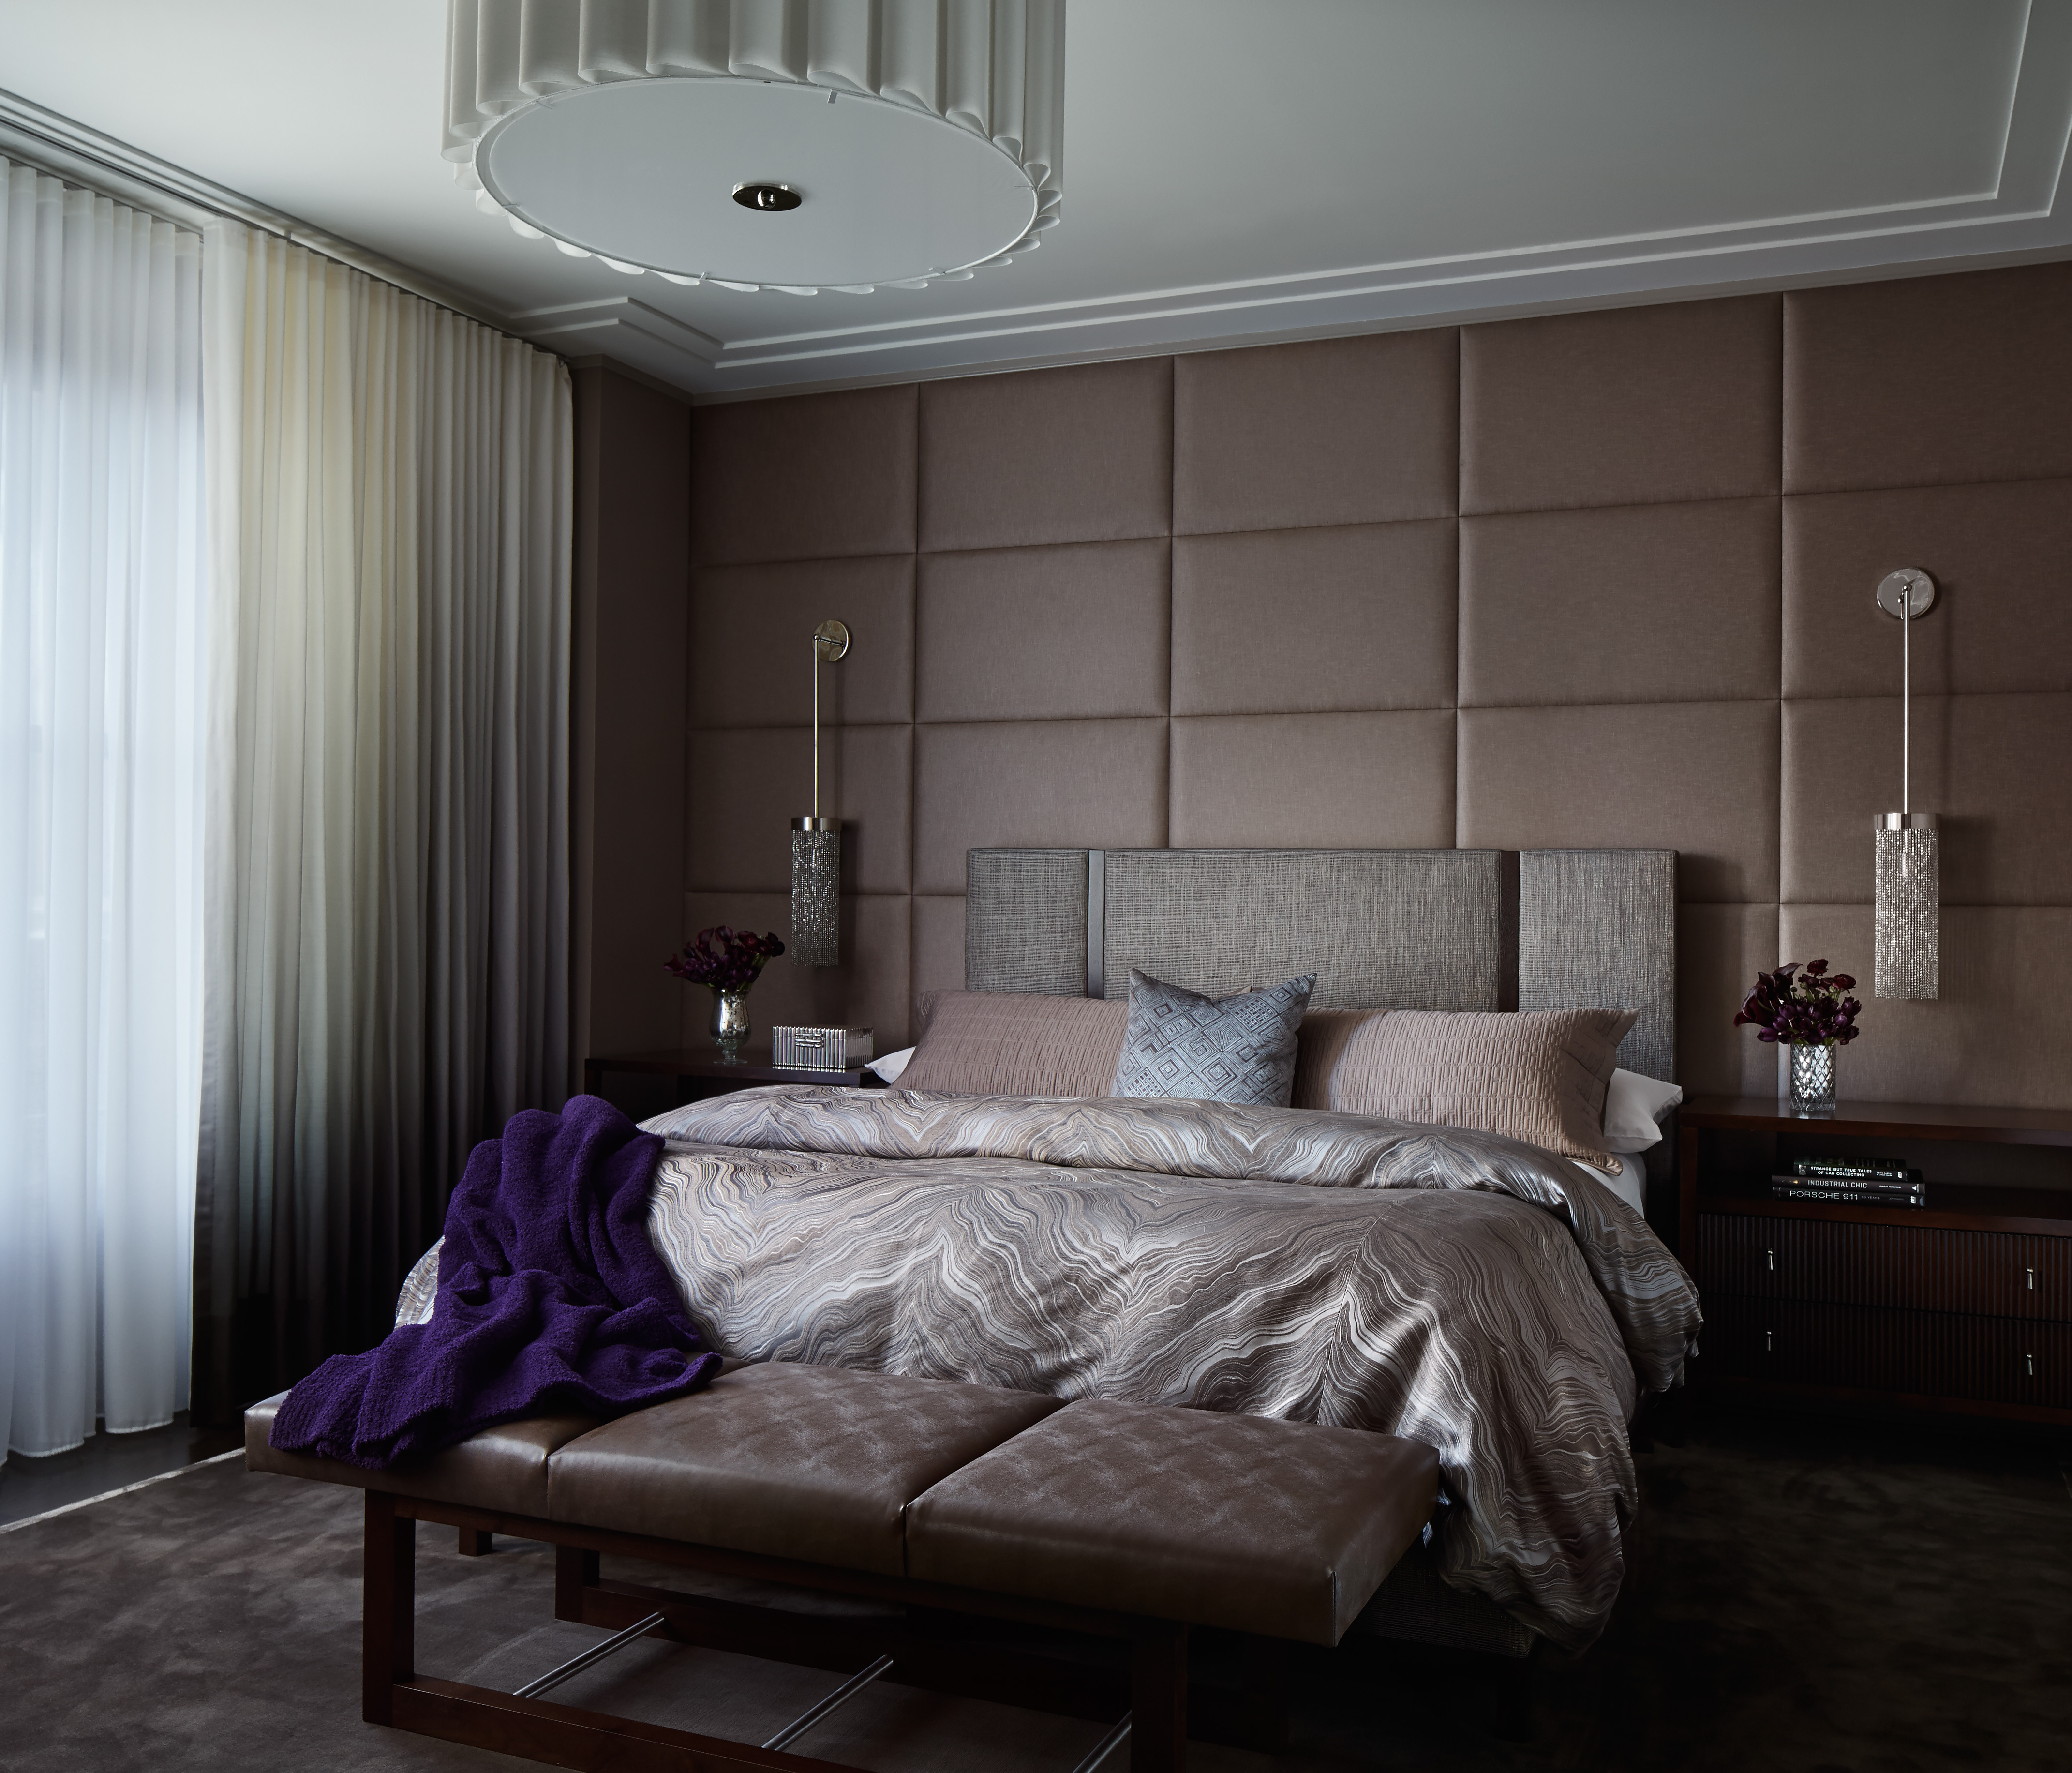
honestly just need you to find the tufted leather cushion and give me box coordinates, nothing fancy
[544,1362,1064,1577]
[243,1391,600,1516]
[904,1399,1438,1645]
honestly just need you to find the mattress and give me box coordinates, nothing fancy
[636,1084,1701,1650]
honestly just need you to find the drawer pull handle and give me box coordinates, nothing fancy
[2029,1267,2037,1291]
[1767,1248,1775,1272]
[2027,1352,2035,1377]
[1765,1330,1773,1352]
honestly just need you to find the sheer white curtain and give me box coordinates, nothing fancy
[0,161,207,1459]
[192,223,571,1415]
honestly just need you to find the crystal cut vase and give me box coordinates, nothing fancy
[709,987,752,1063]
[1789,1041,1837,1116]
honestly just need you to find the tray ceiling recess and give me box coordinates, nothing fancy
[443,0,1065,296]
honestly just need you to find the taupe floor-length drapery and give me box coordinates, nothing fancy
[192,224,571,1420]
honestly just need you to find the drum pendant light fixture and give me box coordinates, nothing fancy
[1873,570,1939,1000]
[441,0,1065,295]
[791,620,849,968]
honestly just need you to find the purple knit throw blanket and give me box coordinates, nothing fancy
[270,1095,718,1469]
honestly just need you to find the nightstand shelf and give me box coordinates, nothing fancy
[1681,1096,2072,1424]
[583,1046,884,1106]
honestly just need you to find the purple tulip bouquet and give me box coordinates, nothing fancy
[1732,959,1861,1047]
[1734,958,1860,1111]
[668,926,786,1061]
[666,925,786,992]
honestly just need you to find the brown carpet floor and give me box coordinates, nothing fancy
[0,1403,2066,1773]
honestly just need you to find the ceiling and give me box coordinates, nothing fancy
[4,1,2068,400]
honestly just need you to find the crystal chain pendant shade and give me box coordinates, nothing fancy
[790,620,849,968]
[1873,570,1938,1000]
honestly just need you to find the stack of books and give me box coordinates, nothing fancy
[1771,1157,1926,1208]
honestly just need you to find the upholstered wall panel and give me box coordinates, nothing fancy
[917,540,1169,721]
[1783,263,2072,494]
[1782,479,2072,698]
[1781,694,2072,906]
[693,384,916,564]
[1170,521,1456,715]
[681,890,911,1049]
[1459,499,1779,705]
[1677,903,1782,1097]
[912,895,969,1006]
[1458,701,1779,904]
[1460,295,1781,513]
[1171,331,1458,534]
[686,725,912,896]
[919,358,1172,552]
[671,262,2072,1107]
[1779,904,2072,1107]
[690,555,915,727]
[913,719,1168,895]
[1169,712,1455,850]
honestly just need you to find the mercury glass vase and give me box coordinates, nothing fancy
[709,987,752,1063]
[1789,1041,1837,1116]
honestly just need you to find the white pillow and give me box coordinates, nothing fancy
[866,1044,915,1082]
[1601,1067,1682,1153]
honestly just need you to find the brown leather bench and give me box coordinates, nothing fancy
[246,1361,1438,1773]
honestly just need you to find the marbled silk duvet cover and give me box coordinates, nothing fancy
[634,1085,1702,1649]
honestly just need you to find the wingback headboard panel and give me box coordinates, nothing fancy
[965,848,1089,997]
[1099,848,1508,1012]
[968,845,1678,1080]
[1519,849,1677,1083]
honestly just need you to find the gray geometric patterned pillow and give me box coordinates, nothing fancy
[1110,968,1317,1107]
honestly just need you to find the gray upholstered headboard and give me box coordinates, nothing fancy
[966,847,1677,1082]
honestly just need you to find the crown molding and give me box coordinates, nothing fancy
[0,84,517,335]
[680,1,2072,393]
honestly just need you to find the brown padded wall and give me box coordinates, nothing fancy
[680,262,2072,1107]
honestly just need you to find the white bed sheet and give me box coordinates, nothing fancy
[1573,1151,1646,1216]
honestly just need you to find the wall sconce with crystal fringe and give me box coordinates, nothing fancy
[790,619,849,967]
[1873,569,1938,1000]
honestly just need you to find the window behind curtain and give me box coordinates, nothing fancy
[0,159,207,1459]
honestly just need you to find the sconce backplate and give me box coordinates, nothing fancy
[812,618,850,662]
[1876,568,1936,621]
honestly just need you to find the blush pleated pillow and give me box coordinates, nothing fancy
[897,990,1130,1097]
[1297,1007,1638,1173]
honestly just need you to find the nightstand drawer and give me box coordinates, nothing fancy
[1701,1297,2072,1409]
[1696,1214,2072,1321]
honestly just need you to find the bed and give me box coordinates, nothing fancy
[398,846,1692,1654]
[606,847,1700,1660]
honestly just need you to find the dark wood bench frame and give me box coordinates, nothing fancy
[365,1489,1220,1772]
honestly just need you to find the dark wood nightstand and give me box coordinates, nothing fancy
[1680,1097,2072,1423]
[582,1047,885,1106]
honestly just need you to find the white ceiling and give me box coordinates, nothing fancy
[4,0,2069,399]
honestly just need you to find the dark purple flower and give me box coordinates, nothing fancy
[664,925,787,992]
[1731,957,1862,1049]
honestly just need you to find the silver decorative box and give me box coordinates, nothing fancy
[771,1024,875,1071]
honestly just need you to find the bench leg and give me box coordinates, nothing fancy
[1130,1622,1187,1772]
[457,1527,493,1557]
[363,1492,415,1726]
[554,1544,601,1623]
